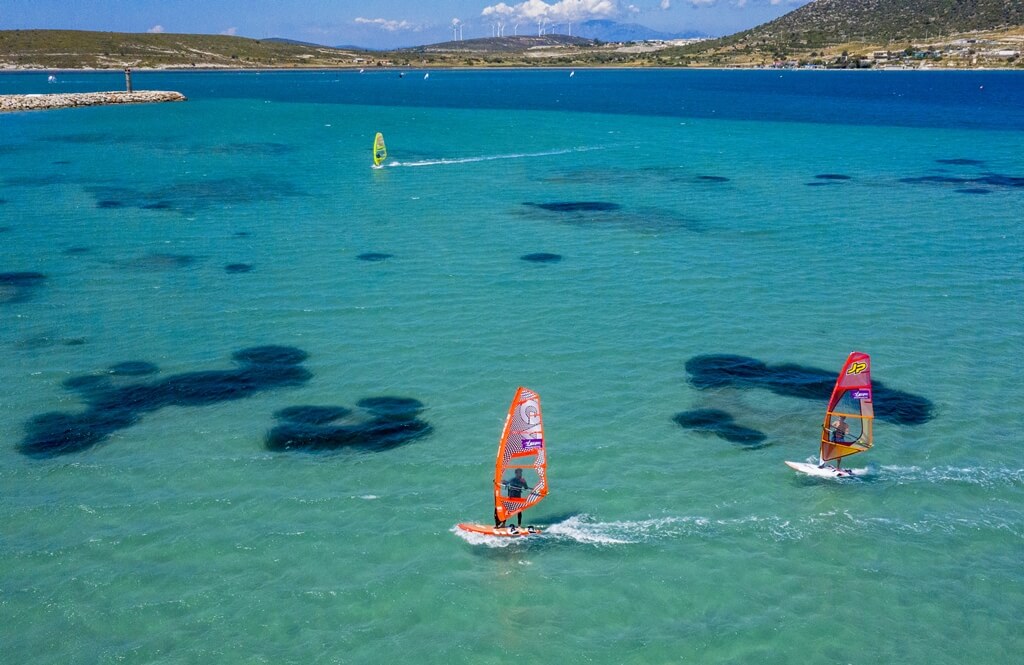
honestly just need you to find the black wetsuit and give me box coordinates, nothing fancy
[495,476,530,527]
[506,476,529,498]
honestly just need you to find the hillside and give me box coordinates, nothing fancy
[0,29,668,69]
[2,7,1023,73]
[0,30,371,69]
[744,0,1024,43]
[673,0,1024,65]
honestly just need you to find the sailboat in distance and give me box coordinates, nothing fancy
[458,387,548,537]
[786,352,875,478]
[372,132,387,168]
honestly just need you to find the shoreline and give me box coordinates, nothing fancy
[0,65,1021,76]
[0,90,187,112]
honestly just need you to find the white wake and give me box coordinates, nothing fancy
[389,146,598,168]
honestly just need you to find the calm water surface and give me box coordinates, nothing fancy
[1,69,1023,664]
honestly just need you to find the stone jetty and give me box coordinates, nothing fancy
[0,91,187,112]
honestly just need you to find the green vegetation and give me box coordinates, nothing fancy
[759,0,1023,42]
[672,0,1024,64]
[0,30,374,69]
[3,1,1024,73]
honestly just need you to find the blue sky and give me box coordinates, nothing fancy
[1,0,812,49]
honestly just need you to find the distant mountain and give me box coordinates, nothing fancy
[570,19,708,42]
[405,22,709,55]
[710,0,1024,50]
[405,34,593,54]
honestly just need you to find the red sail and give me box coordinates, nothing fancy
[820,352,874,463]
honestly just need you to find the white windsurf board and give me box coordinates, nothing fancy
[785,460,868,478]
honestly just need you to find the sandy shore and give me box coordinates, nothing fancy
[0,90,186,112]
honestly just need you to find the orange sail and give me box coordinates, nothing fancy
[494,387,547,523]
[820,352,874,463]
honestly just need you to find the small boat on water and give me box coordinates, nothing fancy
[785,352,875,478]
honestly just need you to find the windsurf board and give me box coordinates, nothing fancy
[457,523,542,538]
[785,460,868,478]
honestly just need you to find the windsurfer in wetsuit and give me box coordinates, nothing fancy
[819,416,852,474]
[495,468,530,528]
[831,415,850,443]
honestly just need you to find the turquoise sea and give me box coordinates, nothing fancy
[2,69,1023,664]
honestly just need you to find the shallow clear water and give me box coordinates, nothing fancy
[2,69,1023,664]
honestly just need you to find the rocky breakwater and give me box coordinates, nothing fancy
[0,90,187,112]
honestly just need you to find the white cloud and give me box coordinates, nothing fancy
[482,2,517,19]
[520,0,556,21]
[220,27,238,36]
[660,0,671,9]
[147,25,165,33]
[552,0,618,22]
[354,17,416,32]
[481,0,619,24]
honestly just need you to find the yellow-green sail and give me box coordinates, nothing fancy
[372,132,387,167]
